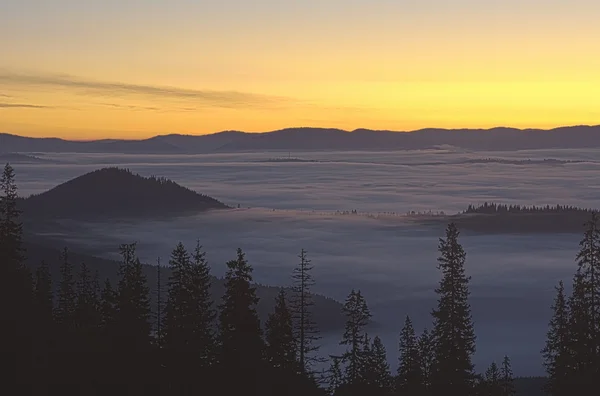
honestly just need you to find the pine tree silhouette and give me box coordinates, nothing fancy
[340,289,371,390]
[218,248,265,395]
[542,281,570,396]
[430,223,476,396]
[397,316,425,395]
[290,249,322,375]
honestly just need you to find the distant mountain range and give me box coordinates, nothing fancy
[2,125,600,154]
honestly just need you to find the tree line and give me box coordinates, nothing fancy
[464,202,595,215]
[2,162,599,395]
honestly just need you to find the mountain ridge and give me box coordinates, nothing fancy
[2,124,600,153]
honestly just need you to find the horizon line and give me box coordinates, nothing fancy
[2,123,599,142]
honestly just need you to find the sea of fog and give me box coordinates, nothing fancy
[11,148,600,376]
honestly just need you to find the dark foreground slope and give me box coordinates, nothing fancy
[19,167,228,220]
[24,240,345,333]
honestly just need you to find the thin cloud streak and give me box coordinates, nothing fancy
[0,103,51,109]
[0,72,302,109]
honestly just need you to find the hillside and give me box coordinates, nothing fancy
[3,124,600,153]
[416,203,597,235]
[19,167,228,220]
[23,240,346,333]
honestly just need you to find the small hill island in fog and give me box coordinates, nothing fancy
[19,167,229,220]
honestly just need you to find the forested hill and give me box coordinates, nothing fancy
[23,241,346,333]
[417,203,598,235]
[19,167,229,220]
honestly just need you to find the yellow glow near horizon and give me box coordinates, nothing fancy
[1,1,600,139]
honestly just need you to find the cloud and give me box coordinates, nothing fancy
[0,103,51,109]
[0,72,301,110]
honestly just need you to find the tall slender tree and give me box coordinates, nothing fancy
[55,248,76,328]
[189,240,217,368]
[265,289,297,371]
[483,362,502,396]
[218,248,265,395]
[418,328,434,393]
[430,223,476,396]
[542,280,571,396]
[500,355,515,396]
[290,249,322,375]
[114,243,152,388]
[0,163,32,386]
[397,316,425,395]
[340,289,371,387]
[369,336,392,395]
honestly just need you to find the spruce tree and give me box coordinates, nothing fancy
[542,281,571,396]
[55,248,76,328]
[500,355,515,396]
[340,289,371,387]
[327,356,344,396]
[266,289,297,372]
[483,362,502,396]
[566,271,590,392]
[430,223,476,395]
[369,336,392,395]
[114,243,152,388]
[34,261,54,325]
[0,163,32,385]
[397,316,425,395]
[418,328,434,392]
[573,213,600,385]
[164,242,191,366]
[291,249,322,375]
[75,262,100,331]
[189,240,217,368]
[218,248,264,395]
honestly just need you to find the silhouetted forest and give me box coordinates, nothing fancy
[3,163,600,394]
[18,167,228,220]
[463,203,596,215]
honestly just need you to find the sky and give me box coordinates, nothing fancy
[1,0,600,139]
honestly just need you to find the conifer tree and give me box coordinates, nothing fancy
[76,262,100,331]
[340,289,371,387]
[430,223,476,396]
[327,356,344,396]
[566,271,590,392]
[189,240,217,367]
[155,258,163,348]
[99,278,117,333]
[483,362,502,396]
[266,289,297,372]
[397,316,425,395]
[218,248,264,395]
[164,242,191,359]
[418,328,434,392]
[369,336,392,395]
[572,212,600,386]
[500,355,515,396]
[291,249,322,374]
[32,261,54,383]
[542,280,571,396]
[0,164,32,385]
[34,261,53,324]
[55,248,76,328]
[114,243,152,387]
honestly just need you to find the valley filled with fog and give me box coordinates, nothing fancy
[11,148,600,376]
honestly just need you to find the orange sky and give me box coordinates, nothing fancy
[1,0,600,139]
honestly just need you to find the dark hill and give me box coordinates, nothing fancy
[19,167,228,220]
[416,203,597,235]
[23,240,345,333]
